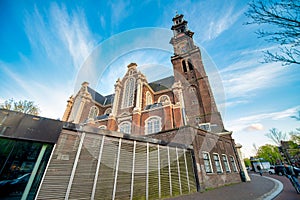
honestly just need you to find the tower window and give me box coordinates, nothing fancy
[182,60,187,72]
[188,60,194,71]
[198,123,211,131]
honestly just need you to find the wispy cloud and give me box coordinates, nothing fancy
[24,3,97,70]
[160,1,245,42]
[205,6,245,41]
[96,49,172,95]
[1,64,71,119]
[107,0,132,30]
[227,106,300,132]
[221,59,285,99]
[244,123,264,131]
[1,3,100,119]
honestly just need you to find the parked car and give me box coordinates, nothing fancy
[275,165,300,177]
[268,165,275,174]
[0,173,31,196]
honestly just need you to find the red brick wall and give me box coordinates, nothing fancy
[147,126,241,190]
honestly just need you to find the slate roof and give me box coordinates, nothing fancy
[145,103,163,110]
[148,76,174,92]
[87,87,114,106]
[86,76,174,105]
[96,114,109,120]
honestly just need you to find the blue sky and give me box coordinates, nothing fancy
[0,0,299,157]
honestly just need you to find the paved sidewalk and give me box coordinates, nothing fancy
[167,174,283,200]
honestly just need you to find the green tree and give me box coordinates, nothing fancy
[245,0,300,66]
[256,144,282,164]
[244,158,251,167]
[0,99,40,115]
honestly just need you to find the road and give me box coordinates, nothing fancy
[265,173,299,200]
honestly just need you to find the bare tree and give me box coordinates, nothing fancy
[1,99,40,115]
[291,111,300,121]
[266,128,287,145]
[245,0,300,66]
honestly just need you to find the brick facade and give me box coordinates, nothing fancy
[62,13,245,190]
[148,126,241,190]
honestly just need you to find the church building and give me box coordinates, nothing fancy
[0,14,249,200]
[60,13,247,193]
[62,13,224,136]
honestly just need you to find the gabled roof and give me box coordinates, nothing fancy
[87,87,114,106]
[148,76,174,92]
[86,75,174,105]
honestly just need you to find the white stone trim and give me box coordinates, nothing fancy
[158,95,171,105]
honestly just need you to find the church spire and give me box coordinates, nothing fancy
[170,13,225,133]
[171,13,194,38]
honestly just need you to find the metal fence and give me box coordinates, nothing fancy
[37,131,197,199]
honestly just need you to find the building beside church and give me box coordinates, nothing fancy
[0,14,248,200]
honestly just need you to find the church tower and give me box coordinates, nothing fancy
[170,14,224,133]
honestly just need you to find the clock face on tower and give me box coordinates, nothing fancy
[176,41,188,54]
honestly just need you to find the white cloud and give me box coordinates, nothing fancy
[1,64,71,119]
[96,49,173,95]
[205,6,245,41]
[160,1,246,42]
[226,106,300,132]
[221,59,285,99]
[24,3,97,70]
[6,3,101,119]
[244,123,264,131]
[108,0,132,29]
[240,45,279,56]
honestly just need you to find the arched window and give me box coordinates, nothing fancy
[146,91,152,105]
[182,60,187,72]
[188,60,194,71]
[145,116,161,135]
[119,121,131,134]
[128,69,134,75]
[98,125,107,130]
[122,78,135,108]
[158,95,170,104]
[88,106,99,119]
[104,108,112,115]
[189,87,196,93]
